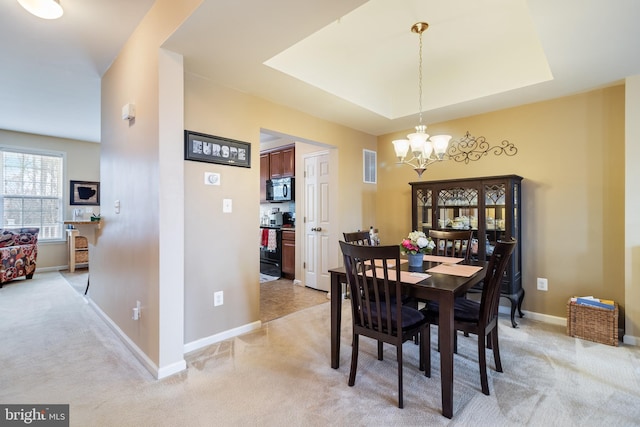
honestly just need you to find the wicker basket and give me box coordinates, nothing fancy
[75,249,89,264]
[567,300,618,346]
[75,236,88,249]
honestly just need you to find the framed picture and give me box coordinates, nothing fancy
[70,180,100,206]
[184,130,251,168]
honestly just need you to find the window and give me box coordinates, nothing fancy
[363,149,377,184]
[0,147,64,240]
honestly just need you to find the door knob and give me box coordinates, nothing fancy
[315,227,322,232]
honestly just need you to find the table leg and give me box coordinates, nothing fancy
[330,271,342,369]
[439,293,455,419]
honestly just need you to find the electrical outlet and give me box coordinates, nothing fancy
[537,277,548,291]
[214,291,224,307]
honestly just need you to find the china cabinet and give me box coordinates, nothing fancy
[410,174,524,327]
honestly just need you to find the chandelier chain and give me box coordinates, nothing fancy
[417,29,423,126]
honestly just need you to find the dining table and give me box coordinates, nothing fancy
[328,255,486,419]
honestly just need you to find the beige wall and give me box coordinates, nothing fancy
[377,86,626,322]
[625,76,640,342]
[183,73,376,343]
[97,0,201,375]
[0,129,100,269]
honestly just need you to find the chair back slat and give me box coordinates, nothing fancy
[339,241,403,338]
[343,231,373,246]
[479,239,517,325]
[429,229,474,261]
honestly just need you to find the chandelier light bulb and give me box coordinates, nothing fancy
[430,135,452,158]
[422,141,434,159]
[392,139,410,161]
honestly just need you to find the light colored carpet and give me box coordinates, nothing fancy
[60,267,89,295]
[1,272,640,426]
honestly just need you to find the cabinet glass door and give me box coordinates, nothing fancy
[484,183,507,257]
[512,182,520,276]
[415,188,432,233]
[436,187,478,230]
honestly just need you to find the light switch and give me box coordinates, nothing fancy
[114,200,120,214]
[222,199,232,213]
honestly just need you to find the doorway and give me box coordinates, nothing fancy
[259,131,337,321]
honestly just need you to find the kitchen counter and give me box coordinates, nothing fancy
[259,225,295,230]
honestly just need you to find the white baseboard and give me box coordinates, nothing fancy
[36,265,69,272]
[498,306,567,326]
[157,360,188,379]
[87,299,186,379]
[183,321,262,354]
[623,334,639,345]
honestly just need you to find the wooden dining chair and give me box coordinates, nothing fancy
[429,229,474,261]
[420,239,517,395]
[339,241,428,408]
[344,229,418,342]
[414,229,475,312]
[341,231,373,299]
[343,230,373,246]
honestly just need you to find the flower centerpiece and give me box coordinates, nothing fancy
[400,231,435,267]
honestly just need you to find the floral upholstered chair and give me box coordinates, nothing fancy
[0,228,39,287]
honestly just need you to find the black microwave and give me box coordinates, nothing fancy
[266,177,294,202]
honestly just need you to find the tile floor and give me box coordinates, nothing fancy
[259,278,328,323]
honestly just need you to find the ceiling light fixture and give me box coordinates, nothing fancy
[17,0,63,20]
[392,22,518,177]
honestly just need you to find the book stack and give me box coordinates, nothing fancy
[571,296,615,310]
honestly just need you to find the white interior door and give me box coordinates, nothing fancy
[304,152,331,291]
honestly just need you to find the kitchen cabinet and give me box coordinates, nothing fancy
[261,145,295,201]
[280,146,295,177]
[263,145,295,179]
[282,229,295,279]
[260,153,270,201]
[410,174,524,327]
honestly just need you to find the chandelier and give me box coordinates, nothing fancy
[392,22,517,177]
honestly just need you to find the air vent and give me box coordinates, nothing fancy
[363,149,377,184]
